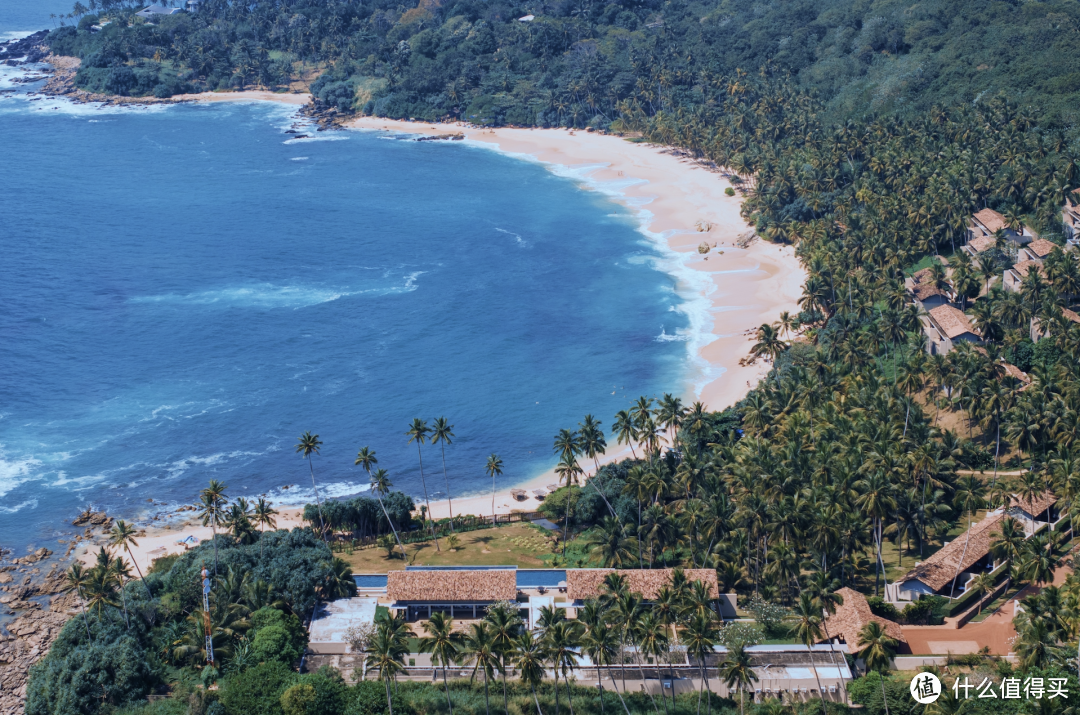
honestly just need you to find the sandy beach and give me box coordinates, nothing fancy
[78,108,804,568]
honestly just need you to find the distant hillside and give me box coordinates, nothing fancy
[44,0,1080,125]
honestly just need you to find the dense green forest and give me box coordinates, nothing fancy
[45,0,1080,125]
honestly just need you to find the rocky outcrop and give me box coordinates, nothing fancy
[0,597,74,715]
[72,509,112,528]
[0,30,49,66]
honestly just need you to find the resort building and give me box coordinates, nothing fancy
[1002,259,1047,293]
[1008,491,1059,535]
[136,4,184,20]
[1017,238,1059,263]
[922,304,981,355]
[1031,307,1080,342]
[566,568,735,616]
[1064,189,1080,242]
[960,234,997,264]
[386,567,518,621]
[906,268,952,309]
[890,512,1005,602]
[820,587,906,650]
[966,208,1034,249]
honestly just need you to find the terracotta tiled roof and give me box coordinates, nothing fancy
[566,568,718,601]
[1001,363,1031,384]
[912,268,935,284]
[967,236,995,253]
[1026,239,1057,258]
[899,513,1004,592]
[821,587,906,646]
[1010,490,1057,518]
[1064,309,1080,325]
[913,283,947,301]
[928,305,979,339]
[1013,260,1046,279]
[972,208,1008,233]
[387,569,518,602]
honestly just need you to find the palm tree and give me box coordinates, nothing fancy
[613,410,639,459]
[485,453,504,526]
[581,611,631,715]
[461,622,500,715]
[63,563,93,639]
[367,630,408,715]
[544,619,582,715]
[108,554,132,629]
[356,447,405,558]
[718,644,757,715]
[857,621,897,715]
[789,592,826,703]
[750,323,787,365]
[682,611,718,715]
[806,573,847,703]
[295,432,327,543]
[513,630,548,715]
[109,519,152,600]
[967,572,996,614]
[199,480,228,575]
[431,417,457,531]
[406,418,438,548]
[554,454,584,557]
[420,611,464,714]
[253,498,278,558]
[485,605,521,713]
[948,474,986,597]
[84,557,118,622]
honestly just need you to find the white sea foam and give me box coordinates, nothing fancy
[290,156,309,161]
[0,449,43,497]
[263,481,371,508]
[0,499,38,514]
[164,450,265,479]
[495,227,528,247]
[131,276,422,309]
[284,133,348,145]
[1,31,38,42]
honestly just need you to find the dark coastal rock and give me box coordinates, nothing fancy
[0,30,49,65]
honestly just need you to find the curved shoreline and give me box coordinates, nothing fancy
[10,81,805,555]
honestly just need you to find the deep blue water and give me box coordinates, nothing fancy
[0,7,693,557]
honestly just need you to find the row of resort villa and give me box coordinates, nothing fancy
[910,196,1080,356]
[305,489,1056,702]
[308,566,854,703]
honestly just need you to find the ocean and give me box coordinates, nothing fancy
[0,6,696,558]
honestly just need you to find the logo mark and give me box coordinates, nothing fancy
[911,673,942,704]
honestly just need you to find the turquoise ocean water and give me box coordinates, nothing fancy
[0,4,697,557]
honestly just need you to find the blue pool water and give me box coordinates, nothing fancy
[0,6,696,557]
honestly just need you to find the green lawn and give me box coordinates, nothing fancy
[342,522,556,572]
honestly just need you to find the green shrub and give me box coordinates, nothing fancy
[250,608,307,665]
[220,660,295,715]
[866,596,901,621]
[725,187,736,196]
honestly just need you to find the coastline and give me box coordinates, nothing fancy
[24,87,805,565]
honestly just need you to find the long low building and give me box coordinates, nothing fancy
[890,512,1005,602]
[387,567,518,620]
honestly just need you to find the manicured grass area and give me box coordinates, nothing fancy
[879,515,980,584]
[342,522,556,571]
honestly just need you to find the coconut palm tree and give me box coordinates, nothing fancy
[543,619,582,715]
[461,622,500,715]
[356,447,405,558]
[513,630,547,715]
[948,474,986,597]
[806,572,847,703]
[718,644,757,715]
[431,417,457,531]
[857,621,897,715]
[485,453,503,527]
[295,432,327,543]
[789,592,826,703]
[199,480,228,575]
[420,611,464,714]
[253,498,278,558]
[581,608,631,715]
[108,554,132,629]
[63,563,93,639]
[681,610,718,715]
[406,418,439,549]
[367,627,409,715]
[613,410,639,459]
[484,604,521,713]
[109,519,152,600]
[750,323,787,365]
